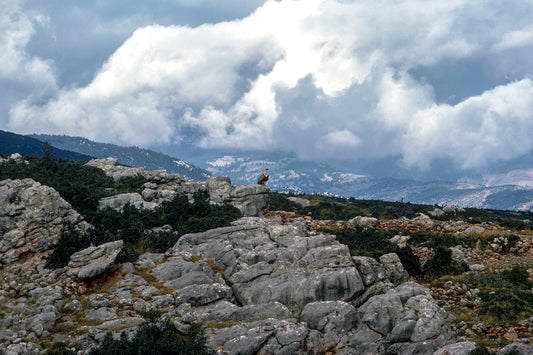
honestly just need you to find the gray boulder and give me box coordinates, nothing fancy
[205,319,309,355]
[301,301,357,350]
[498,343,533,354]
[68,240,124,281]
[85,307,117,321]
[434,341,477,355]
[171,218,365,314]
[379,253,409,286]
[22,311,59,336]
[350,216,378,227]
[227,184,270,217]
[462,226,486,235]
[352,256,387,287]
[86,157,179,183]
[0,178,90,265]
[98,193,157,210]
[350,282,453,354]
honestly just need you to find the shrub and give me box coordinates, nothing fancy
[502,265,533,287]
[479,289,533,321]
[268,192,303,212]
[45,223,92,269]
[46,342,77,355]
[88,319,212,355]
[46,192,243,267]
[423,246,468,280]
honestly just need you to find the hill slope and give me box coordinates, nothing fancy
[29,134,210,181]
[0,130,94,161]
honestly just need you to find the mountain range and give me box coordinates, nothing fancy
[28,134,210,181]
[2,130,533,211]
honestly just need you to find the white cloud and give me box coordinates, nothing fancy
[6,0,533,171]
[0,0,56,89]
[401,79,533,169]
[493,25,533,51]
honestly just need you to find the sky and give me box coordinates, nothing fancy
[2,0,533,178]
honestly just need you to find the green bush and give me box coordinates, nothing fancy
[45,223,92,269]
[479,289,533,321]
[268,193,303,212]
[47,192,243,267]
[423,246,468,280]
[89,319,212,355]
[0,156,113,218]
[502,265,533,287]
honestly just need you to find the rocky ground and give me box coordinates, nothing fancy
[1,157,533,354]
[282,211,533,353]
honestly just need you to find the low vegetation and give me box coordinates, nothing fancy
[47,192,242,268]
[88,319,212,355]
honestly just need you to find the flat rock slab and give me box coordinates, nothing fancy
[68,240,124,281]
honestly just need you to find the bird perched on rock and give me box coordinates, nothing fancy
[257,168,269,185]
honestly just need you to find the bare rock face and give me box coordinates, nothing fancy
[67,240,124,281]
[170,217,365,315]
[164,217,454,354]
[0,178,89,265]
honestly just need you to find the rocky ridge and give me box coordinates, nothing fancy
[89,158,269,217]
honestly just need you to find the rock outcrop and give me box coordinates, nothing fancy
[161,217,453,354]
[0,214,455,354]
[89,157,269,216]
[0,178,90,266]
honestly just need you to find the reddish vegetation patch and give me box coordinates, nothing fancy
[86,269,123,291]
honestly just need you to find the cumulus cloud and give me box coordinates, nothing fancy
[0,0,56,90]
[493,25,533,51]
[6,0,533,170]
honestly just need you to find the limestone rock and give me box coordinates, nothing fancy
[205,319,309,355]
[351,282,453,354]
[462,226,486,235]
[0,178,89,265]
[433,341,477,355]
[86,157,181,183]
[68,240,124,281]
[171,218,365,314]
[450,246,468,265]
[301,301,357,349]
[98,193,157,210]
[497,342,533,354]
[350,216,378,227]
[411,213,435,228]
[227,184,270,217]
[379,253,409,286]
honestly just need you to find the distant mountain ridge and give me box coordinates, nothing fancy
[0,130,94,161]
[196,151,533,211]
[6,130,532,211]
[29,134,210,181]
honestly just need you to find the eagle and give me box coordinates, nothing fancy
[257,168,269,185]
